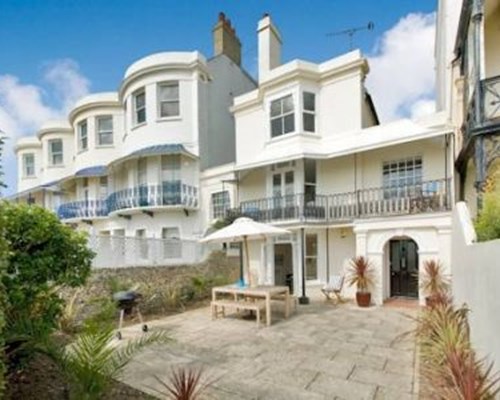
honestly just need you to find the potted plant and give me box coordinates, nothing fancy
[346,256,375,307]
[420,259,450,307]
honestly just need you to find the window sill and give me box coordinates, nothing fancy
[77,149,89,155]
[266,131,320,145]
[22,175,37,180]
[131,122,147,131]
[96,145,115,149]
[47,165,65,169]
[157,115,182,123]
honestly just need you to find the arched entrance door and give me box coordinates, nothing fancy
[389,239,418,298]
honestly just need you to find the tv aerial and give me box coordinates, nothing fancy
[326,22,375,51]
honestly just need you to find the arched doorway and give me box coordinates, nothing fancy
[389,238,419,298]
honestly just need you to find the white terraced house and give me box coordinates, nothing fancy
[12,13,256,266]
[11,9,472,306]
[230,15,455,305]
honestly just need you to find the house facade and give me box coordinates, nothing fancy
[12,14,255,266]
[231,16,454,305]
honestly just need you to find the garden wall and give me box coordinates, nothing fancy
[451,202,500,370]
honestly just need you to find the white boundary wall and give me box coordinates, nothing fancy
[452,202,500,370]
[88,235,214,268]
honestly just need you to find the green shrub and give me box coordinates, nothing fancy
[475,192,500,242]
[0,202,94,367]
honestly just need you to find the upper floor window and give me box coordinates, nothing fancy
[133,90,146,125]
[22,153,35,177]
[270,94,295,138]
[78,120,88,152]
[383,156,422,199]
[158,82,180,118]
[97,116,113,146]
[48,139,63,166]
[211,191,230,220]
[303,92,316,132]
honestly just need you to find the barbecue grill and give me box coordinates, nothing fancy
[113,290,148,340]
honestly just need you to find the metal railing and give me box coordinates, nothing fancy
[57,200,108,220]
[234,178,451,224]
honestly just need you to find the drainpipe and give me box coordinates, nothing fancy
[326,227,330,283]
[298,227,309,304]
[444,134,449,209]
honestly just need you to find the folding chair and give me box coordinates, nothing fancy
[321,275,345,304]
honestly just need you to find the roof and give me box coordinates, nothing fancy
[7,178,62,200]
[75,165,107,177]
[110,144,197,166]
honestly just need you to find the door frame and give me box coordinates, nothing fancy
[388,238,419,298]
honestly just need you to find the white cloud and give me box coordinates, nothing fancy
[366,12,437,122]
[0,59,90,195]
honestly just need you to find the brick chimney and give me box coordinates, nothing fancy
[213,12,242,66]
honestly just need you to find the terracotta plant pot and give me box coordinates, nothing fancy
[356,292,371,307]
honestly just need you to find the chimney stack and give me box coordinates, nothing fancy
[258,13,282,81]
[213,12,242,66]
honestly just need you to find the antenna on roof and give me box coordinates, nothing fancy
[326,22,374,51]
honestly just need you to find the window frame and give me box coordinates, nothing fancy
[96,115,114,146]
[382,156,423,199]
[133,89,146,126]
[211,190,230,220]
[77,119,88,152]
[270,94,295,138]
[22,153,35,178]
[157,81,180,119]
[48,139,63,166]
[305,233,318,281]
[302,92,316,133]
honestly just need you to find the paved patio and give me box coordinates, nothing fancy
[119,299,419,400]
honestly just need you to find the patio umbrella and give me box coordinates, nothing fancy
[200,217,291,286]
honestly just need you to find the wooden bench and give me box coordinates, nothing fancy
[211,299,266,327]
[271,294,297,314]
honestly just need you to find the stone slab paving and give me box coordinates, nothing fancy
[119,301,418,399]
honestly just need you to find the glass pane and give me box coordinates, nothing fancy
[135,92,145,108]
[271,118,282,137]
[270,99,281,117]
[99,132,113,145]
[159,83,179,100]
[284,114,295,134]
[304,159,316,184]
[51,140,62,152]
[282,95,294,113]
[53,154,63,165]
[137,108,146,123]
[306,258,317,280]
[306,234,317,256]
[303,113,315,132]
[98,116,113,132]
[160,101,180,117]
[303,92,315,111]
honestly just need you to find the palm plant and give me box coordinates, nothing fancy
[420,260,450,305]
[60,325,170,400]
[346,256,375,293]
[154,367,211,400]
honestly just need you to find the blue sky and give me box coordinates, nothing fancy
[0,0,437,195]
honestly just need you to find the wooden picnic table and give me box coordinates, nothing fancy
[211,285,291,327]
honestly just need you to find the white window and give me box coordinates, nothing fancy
[161,155,180,181]
[137,158,147,186]
[134,89,146,125]
[22,153,35,177]
[383,156,423,199]
[99,176,108,199]
[158,82,180,118]
[270,94,295,138]
[136,229,148,259]
[303,92,316,132]
[305,233,318,280]
[82,178,89,202]
[78,120,88,152]
[48,139,63,166]
[211,191,230,219]
[96,116,113,146]
[162,227,181,259]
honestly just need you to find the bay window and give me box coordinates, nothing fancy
[78,120,88,152]
[134,89,146,125]
[303,92,316,132]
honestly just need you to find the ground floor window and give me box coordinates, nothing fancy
[136,229,148,259]
[162,227,181,259]
[305,233,318,280]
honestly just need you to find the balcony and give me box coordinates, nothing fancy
[464,75,500,139]
[57,200,108,220]
[232,179,451,224]
[107,182,199,214]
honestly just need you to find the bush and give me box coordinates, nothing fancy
[0,202,94,367]
[475,192,500,242]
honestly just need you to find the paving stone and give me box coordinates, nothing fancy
[350,366,414,394]
[309,373,377,400]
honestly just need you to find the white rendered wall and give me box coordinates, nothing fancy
[39,132,74,184]
[452,202,500,372]
[16,145,42,192]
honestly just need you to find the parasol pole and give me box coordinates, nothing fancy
[244,235,251,286]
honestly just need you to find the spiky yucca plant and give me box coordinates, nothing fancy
[346,256,375,293]
[60,325,170,400]
[154,367,211,400]
[420,260,450,300]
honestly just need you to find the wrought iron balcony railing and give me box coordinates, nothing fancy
[107,181,199,213]
[232,178,451,224]
[57,200,108,220]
